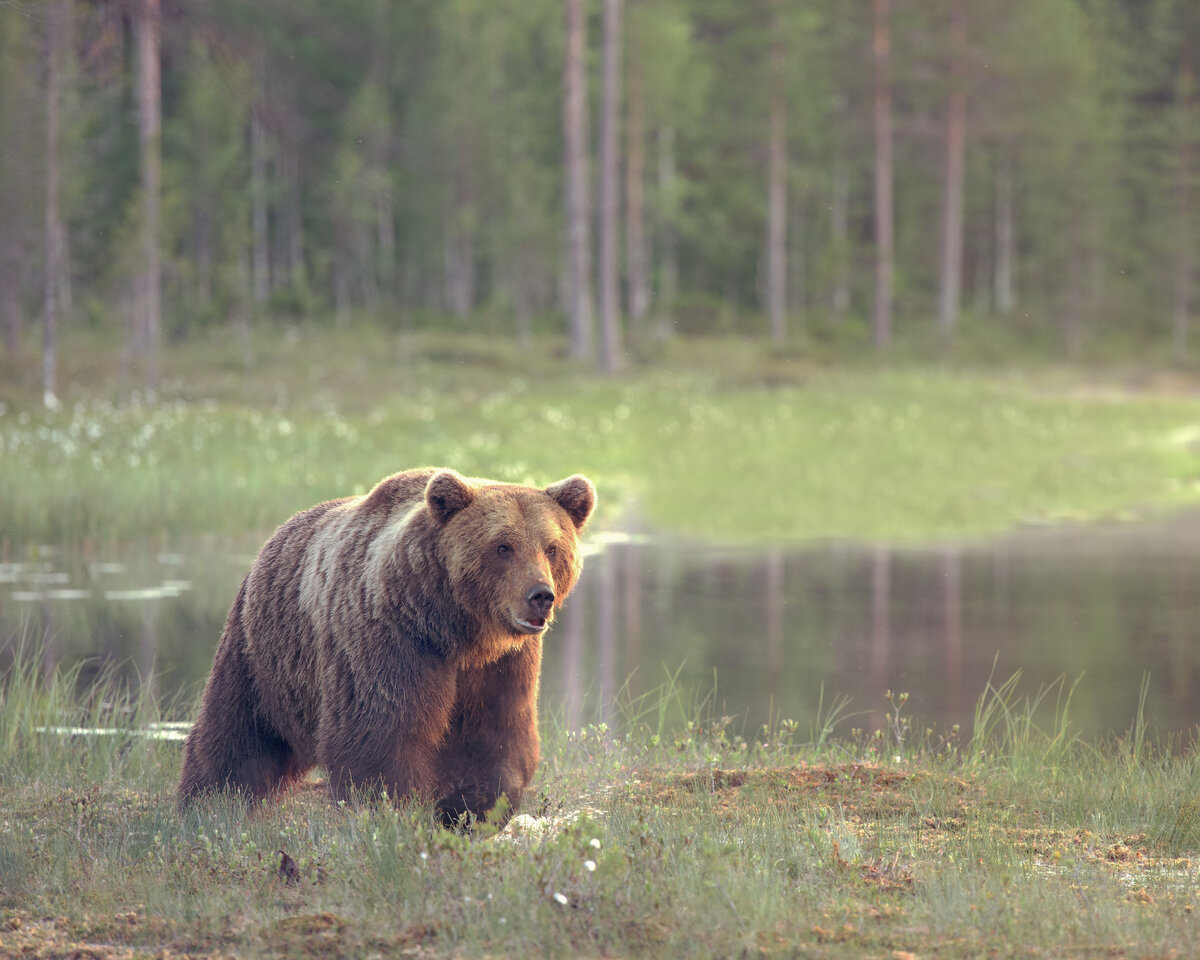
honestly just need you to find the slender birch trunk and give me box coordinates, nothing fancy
[598,0,623,373]
[43,0,69,409]
[937,0,967,343]
[994,149,1016,315]
[1173,59,1196,360]
[250,111,270,306]
[564,0,594,361]
[830,93,850,319]
[765,0,787,345]
[625,9,650,341]
[657,125,678,310]
[872,0,894,350]
[136,0,162,398]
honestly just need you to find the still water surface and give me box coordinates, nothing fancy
[4,515,1200,743]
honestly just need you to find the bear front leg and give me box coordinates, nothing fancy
[435,641,542,827]
[324,742,441,806]
[317,650,457,807]
[179,585,309,805]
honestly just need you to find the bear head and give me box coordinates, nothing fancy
[425,470,596,665]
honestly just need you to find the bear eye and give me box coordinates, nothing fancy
[497,544,513,557]
[545,544,558,561]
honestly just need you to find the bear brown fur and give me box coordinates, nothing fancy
[177,467,595,824]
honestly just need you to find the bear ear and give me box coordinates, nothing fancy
[426,470,475,524]
[546,475,596,531]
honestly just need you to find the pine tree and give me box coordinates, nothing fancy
[598,0,624,373]
[135,0,163,397]
[936,0,967,344]
[872,0,894,349]
[43,0,71,409]
[563,0,594,360]
[765,0,787,344]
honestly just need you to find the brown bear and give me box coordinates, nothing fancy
[177,467,595,824]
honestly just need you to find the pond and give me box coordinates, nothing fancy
[4,514,1200,745]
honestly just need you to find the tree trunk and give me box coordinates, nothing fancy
[445,79,477,320]
[445,225,475,319]
[1173,58,1196,361]
[1174,184,1194,361]
[564,0,594,361]
[357,220,379,311]
[376,187,395,306]
[625,8,649,342]
[43,0,70,409]
[513,245,534,347]
[656,125,678,311]
[192,193,212,307]
[598,0,623,374]
[1,236,19,360]
[765,0,787,345]
[937,0,967,344]
[872,0,894,350]
[279,130,305,290]
[0,6,29,360]
[971,205,992,314]
[994,149,1015,315]
[1064,222,1084,361]
[830,93,851,319]
[333,229,350,325]
[768,0,787,343]
[788,206,805,314]
[136,0,162,398]
[250,111,270,306]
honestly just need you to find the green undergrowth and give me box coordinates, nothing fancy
[5,327,1200,545]
[2,647,1200,958]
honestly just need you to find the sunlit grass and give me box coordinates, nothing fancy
[3,650,1200,958]
[4,327,1200,545]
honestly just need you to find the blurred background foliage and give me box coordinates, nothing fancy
[2,0,1199,398]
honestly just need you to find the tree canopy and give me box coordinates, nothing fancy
[1,0,1197,385]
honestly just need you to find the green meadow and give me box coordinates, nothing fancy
[6,328,1200,957]
[4,326,1200,545]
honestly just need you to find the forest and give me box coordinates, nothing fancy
[1,0,1198,397]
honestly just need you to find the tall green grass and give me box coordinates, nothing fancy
[3,646,1200,958]
[0,634,183,787]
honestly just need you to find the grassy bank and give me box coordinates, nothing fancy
[4,327,1200,545]
[2,654,1200,958]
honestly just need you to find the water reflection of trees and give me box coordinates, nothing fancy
[0,546,242,703]
[550,527,1200,741]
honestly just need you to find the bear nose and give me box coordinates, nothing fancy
[527,584,555,617]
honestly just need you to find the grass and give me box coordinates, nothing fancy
[6,328,1200,955]
[2,648,1200,958]
[4,326,1200,545]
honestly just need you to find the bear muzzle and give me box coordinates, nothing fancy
[513,583,556,634]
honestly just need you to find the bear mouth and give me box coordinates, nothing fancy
[513,616,548,635]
